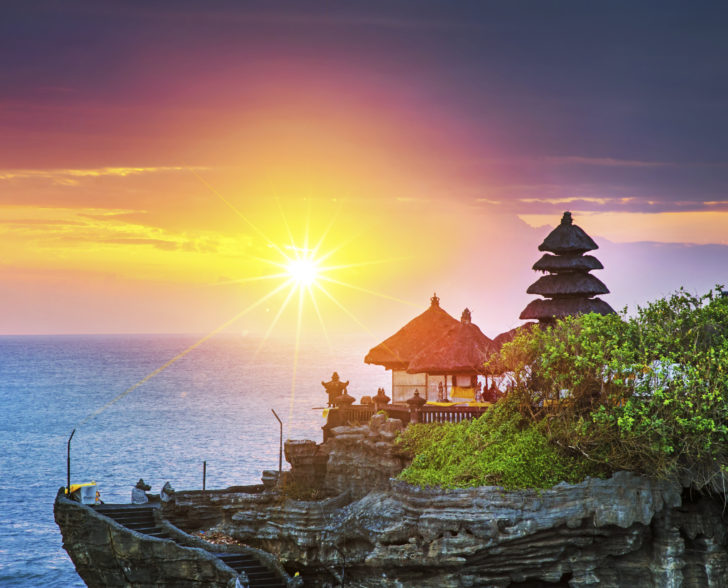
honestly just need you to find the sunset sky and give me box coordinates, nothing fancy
[2,1,728,339]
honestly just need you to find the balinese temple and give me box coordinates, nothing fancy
[407,308,496,400]
[365,294,458,403]
[520,211,615,322]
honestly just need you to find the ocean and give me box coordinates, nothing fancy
[0,334,388,587]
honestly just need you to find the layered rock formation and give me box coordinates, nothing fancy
[54,490,242,587]
[220,473,728,587]
[165,416,728,587]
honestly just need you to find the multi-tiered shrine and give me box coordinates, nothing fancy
[520,211,615,323]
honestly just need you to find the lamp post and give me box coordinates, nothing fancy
[67,428,76,496]
[271,409,282,474]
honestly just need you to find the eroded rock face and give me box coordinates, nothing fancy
[54,490,240,588]
[230,415,728,587]
[219,472,723,587]
[164,417,728,587]
[285,414,409,500]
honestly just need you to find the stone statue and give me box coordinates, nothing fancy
[373,388,391,409]
[160,481,175,503]
[322,371,349,407]
[131,478,151,504]
[406,390,427,423]
[406,390,427,409]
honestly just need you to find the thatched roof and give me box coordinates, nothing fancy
[406,308,496,375]
[492,322,537,348]
[532,253,603,273]
[364,294,460,370]
[519,297,615,321]
[538,211,598,254]
[527,273,609,297]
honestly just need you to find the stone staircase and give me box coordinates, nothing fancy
[94,504,168,538]
[93,504,286,587]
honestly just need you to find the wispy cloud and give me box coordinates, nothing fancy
[0,205,224,255]
[541,156,672,168]
[0,166,208,185]
[518,196,615,205]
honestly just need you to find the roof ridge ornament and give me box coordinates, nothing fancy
[561,211,573,225]
[430,293,440,307]
[461,308,472,324]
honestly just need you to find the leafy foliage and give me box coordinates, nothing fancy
[397,287,728,492]
[396,396,603,490]
[486,287,728,491]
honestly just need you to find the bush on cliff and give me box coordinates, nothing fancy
[396,396,603,490]
[488,286,728,491]
[397,287,728,491]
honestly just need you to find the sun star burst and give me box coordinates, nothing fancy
[286,256,320,288]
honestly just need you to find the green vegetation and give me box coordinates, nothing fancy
[397,396,603,489]
[397,287,728,491]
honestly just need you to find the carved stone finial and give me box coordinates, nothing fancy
[561,211,573,225]
[461,308,471,324]
[406,389,427,408]
[431,293,440,307]
[322,372,349,407]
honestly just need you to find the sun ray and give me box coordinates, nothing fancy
[307,282,333,353]
[275,198,298,255]
[314,282,378,335]
[309,200,342,259]
[303,199,311,259]
[317,256,412,273]
[75,278,294,428]
[191,170,288,259]
[204,272,290,287]
[288,283,306,423]
[318,275,418,306]
[253,280,299,358]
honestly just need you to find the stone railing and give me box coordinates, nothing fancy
[323,403,489,439]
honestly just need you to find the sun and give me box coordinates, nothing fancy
[286,256,320,287]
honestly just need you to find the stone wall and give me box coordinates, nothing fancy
[285,414,410,499]
[54,490,240,588]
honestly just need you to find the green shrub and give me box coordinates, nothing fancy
[399,287,728,492]
[486,286,728,489]
[396,397,603,490]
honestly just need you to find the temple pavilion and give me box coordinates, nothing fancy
[520,211,615,323]
[365,294,459,403]
[407,308,496,399]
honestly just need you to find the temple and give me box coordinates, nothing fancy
[364,294,457,402]
[407,308,496,400]
[520,211,615,323]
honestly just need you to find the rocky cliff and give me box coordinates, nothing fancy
[54,490,242,587]
[205,415,728,587]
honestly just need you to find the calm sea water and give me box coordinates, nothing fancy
[0,334,387,587]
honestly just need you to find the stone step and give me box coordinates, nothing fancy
[214,554,285,586]
[93,505,285,586]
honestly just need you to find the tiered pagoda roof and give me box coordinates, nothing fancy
[520,211,615,322]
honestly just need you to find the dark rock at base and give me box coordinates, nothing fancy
[214,417,728,587]
[54,489,241,587]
